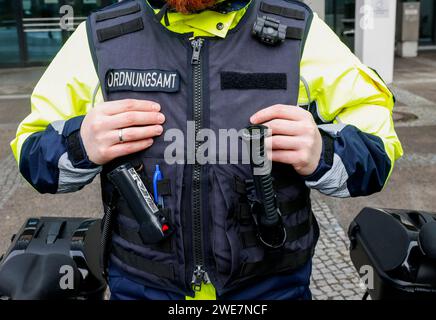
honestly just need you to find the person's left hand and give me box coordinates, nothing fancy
[250,104,323,176]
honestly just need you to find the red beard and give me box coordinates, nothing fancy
[166,0,217,14]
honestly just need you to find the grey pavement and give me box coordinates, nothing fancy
[309,52,436,300]
[311,197,365,300]
[0,52,435,300]
[0,67,43,96]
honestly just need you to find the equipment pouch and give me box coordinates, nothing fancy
[108,163,172,244]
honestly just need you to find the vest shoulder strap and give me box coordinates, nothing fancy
[88,0,145,42]
[260,1,307,20]
[258,0,313,17]
[86,0,145,76]
[95,1,141,22]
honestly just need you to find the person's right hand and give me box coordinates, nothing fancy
[80,99,165,165]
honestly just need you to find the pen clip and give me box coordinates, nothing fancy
[153,164,163,205]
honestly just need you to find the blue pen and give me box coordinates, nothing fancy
[153,164,164,208]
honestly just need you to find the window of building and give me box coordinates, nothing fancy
[325,0,356,51]
[325,0,436,51]
[420,0,436,45]
[0,0,117,67]
[0,0,21,65]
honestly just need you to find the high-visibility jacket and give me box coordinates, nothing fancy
[11,0,403,300]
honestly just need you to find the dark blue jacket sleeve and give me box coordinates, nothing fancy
[304,124,392,198]
[19,116,100,194]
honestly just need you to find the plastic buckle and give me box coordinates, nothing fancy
[252,15,287,45]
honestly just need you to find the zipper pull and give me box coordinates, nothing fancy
[191,38,204,65]
[192,265,206,291]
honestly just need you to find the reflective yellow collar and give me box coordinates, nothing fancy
[149,0,251,38]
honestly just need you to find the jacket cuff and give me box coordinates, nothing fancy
[63,116,98,169]
[303,129,334,182]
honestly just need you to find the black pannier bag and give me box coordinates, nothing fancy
[348,208,436,300]
[0,217,106,300]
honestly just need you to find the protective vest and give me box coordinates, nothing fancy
[87,0,318,297]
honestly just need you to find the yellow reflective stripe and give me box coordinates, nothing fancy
[185,283,217,300]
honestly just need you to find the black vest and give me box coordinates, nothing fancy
[87,0,318,297]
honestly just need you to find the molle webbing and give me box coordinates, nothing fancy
[285,26,304,40]
[112,243,175,280]
[97,18,144,42]
[240,212,313,248]
[240,247,313,277]
[234,196,310,223]
[95,2,141,22]
[259,1,305,20]
[254,15,304,41]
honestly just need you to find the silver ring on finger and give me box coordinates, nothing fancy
[118,128,125,143]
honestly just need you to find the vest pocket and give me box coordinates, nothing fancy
[111,158,186,292]
[209,164,251,286]
[209,164,316,289]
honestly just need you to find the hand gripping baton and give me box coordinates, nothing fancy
[242,125,287,249]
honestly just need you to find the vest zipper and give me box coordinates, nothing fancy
[190,37,209,292]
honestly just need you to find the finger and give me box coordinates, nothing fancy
[108,111,165,129]
[101,99,161,115]
[266,135,301,150]
[271,149,300,165]
[111,125,163,145]
[108,138,154,159]
[262,119,304,136]
[250,105,310,124]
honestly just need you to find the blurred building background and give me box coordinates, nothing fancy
[0,0,115,67]
[323,0,435,52]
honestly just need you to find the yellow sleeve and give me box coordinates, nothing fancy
[10,21,103,164]
[299,13,403,169]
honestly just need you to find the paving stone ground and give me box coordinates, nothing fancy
[310,196,365,300]
[0,150,366,300]
[0,153,366,299]
[1,52,436,300]
[307,55,436,300]
[0,155,24,210]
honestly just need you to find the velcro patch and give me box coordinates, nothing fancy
[106,69,180,93]
[221,72,287,90]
